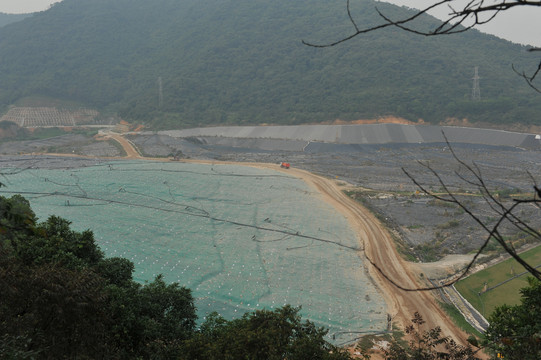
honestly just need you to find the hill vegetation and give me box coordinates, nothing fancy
[0,0,539,129]
[0,13,31,28]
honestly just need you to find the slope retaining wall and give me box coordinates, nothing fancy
[157,124,541,150]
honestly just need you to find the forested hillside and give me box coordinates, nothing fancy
[0,13,31,28]
[0,0,539,129]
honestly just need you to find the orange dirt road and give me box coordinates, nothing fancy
[282,166,468,343]
[99,131,142,158]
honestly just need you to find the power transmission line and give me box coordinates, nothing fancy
[472,66,481,101]
[158,76,163,108]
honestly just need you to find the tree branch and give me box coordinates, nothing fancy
[303,1,541,87]
[363,133,540,293]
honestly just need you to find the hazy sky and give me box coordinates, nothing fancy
[382,0,541,47]
[0,0,57,14]
[1,0,540,47]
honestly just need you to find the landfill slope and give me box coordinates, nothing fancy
[159,124,541,150]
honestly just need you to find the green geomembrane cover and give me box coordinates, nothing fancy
[2,160,387,343]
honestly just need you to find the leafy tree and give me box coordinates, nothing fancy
[95,256,134,287]
[139,275,197,357]
[0,194,36,253]
[104,275,196,359]
[181,305,352,360]
[15,215,104,268]
[0,253,110,358]
[381,312,478,360]
[485,278,541,360]
[0,195,198,359]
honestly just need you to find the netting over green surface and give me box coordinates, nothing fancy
[1,160,387,343]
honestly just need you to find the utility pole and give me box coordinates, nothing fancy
[472,66,481,101]
[158,76,163,109]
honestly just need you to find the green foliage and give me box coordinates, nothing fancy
[382,312,478,360]
[105,275,197,359]
[0,13,31,28]
[0,254,110,358]
[0,0,539,129]
[181,305,352,360]
[15,215,104,268]
[139,275,197,342]
[0,195,36,245]
[95,256,134,287]
[0,122,98,144]
[0,333,40,360]
[436,220,460,230]
[485,278,541,360]
[438,301,482,338]
[493,187,521,199]
[0,120,16,129]
[0,195,197,359]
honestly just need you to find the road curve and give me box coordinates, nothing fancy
[99,131,142,158]
[282,166,469,344]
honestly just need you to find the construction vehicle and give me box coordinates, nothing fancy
[280,162,290,169]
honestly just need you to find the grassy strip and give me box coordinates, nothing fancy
[456,245,541,316]
[439,301,482,338]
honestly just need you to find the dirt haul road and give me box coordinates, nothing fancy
[273,166,468,344]
[183,159,468,344]
[106,134,467,344]
[99,131,142,159]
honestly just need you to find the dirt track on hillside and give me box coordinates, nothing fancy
[104,133,468,344]
[98,131,142,158]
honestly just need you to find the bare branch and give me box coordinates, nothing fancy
[304,1,541,87]
[346,0,359,32]
[512,63,541,92]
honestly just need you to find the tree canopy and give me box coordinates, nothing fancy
[485,278,541,360]
[0,13,30,28]
[306,0,541,92]
[181,306,352,360]
[0,194,197,358]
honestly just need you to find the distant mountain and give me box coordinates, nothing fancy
[0,0,539,129]
[0,13,31,27]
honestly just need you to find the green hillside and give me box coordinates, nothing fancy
[0,13,31,27]
[0,0,539,129]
